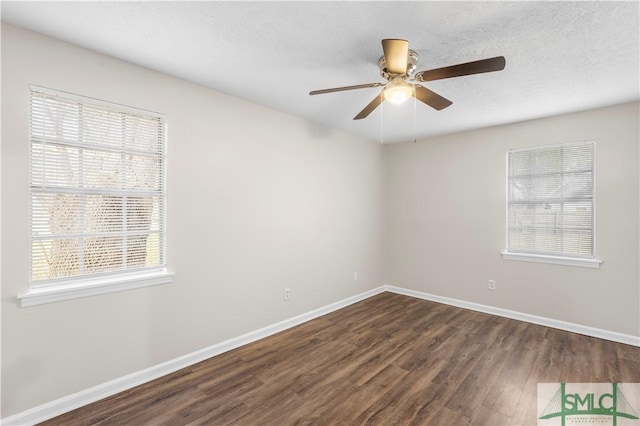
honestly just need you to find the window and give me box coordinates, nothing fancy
[502,141,601,268]
[21,86,172,306]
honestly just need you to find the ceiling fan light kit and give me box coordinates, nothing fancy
[383,78,414,104]
[310,38,506,120]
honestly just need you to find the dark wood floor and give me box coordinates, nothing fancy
[40,292,640,425]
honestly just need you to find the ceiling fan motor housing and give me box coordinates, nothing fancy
[378,49,419,79]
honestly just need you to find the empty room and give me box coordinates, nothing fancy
[1,1,639,425]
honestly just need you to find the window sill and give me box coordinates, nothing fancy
[501,251,601,269]
[18,269,175,307]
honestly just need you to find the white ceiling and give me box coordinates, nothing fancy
[2,1,639,143]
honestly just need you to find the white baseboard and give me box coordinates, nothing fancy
[1,286,386,426]
[384,285,640,347]
[5,284,638,425]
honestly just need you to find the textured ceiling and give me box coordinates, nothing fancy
[2,1,639,143]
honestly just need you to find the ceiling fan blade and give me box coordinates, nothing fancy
[309,82,383,95]
[382,39,409,75]
[414,56,506,82]
[353,92,384,120]
[413,85,452,110]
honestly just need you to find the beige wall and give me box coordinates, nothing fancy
[1,24,386,417]
[386,101,640,336]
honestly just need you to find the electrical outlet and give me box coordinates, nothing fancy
[284,288,291,301]
[353,271,359,281]
[488,280,496,290]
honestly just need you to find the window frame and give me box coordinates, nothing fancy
[19,86,173,307]
[501,141,602,269]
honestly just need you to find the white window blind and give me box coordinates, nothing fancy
[29,86,166,286]
[506,142,594,259]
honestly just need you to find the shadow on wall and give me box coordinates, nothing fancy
[304,121,336,140]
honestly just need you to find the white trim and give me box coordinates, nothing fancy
[17,270,175,307]
[501,251,602,268]
[384,285,639,347]
[1,286,386,425]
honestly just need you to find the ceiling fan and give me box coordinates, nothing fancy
[309,39,506,120]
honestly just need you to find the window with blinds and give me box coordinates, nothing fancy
[29,86,166,286]
[506,142,594,259]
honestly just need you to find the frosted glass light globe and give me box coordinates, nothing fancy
[383,80,413,104]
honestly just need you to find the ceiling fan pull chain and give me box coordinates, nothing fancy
[379,91,384,144]
[413,86,417,143]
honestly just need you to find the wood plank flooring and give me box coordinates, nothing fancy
[40,292,640,425]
